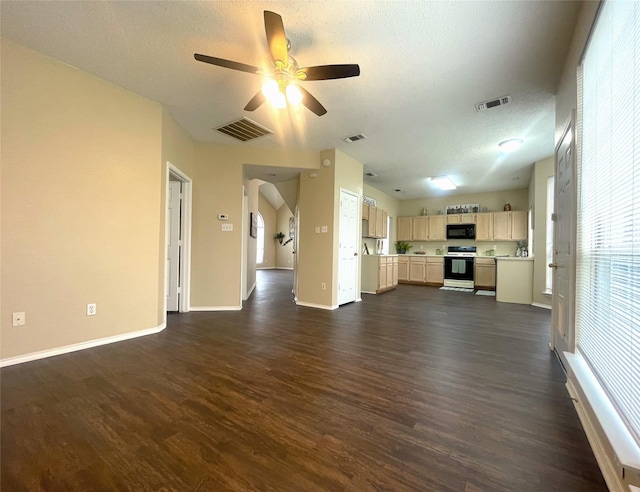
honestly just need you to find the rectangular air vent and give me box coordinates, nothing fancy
[475,95,512,112]
[344,133,368,143]
[215,118,273,142]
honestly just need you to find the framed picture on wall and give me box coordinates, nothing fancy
[250,212,257,238]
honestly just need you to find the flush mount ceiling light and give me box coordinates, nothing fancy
[499,138,523,152]
[431,176,457,191]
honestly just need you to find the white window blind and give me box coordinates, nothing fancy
[577,0,640,445]
[256,213,265,264]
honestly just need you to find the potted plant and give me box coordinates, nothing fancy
[395,241,413,254]
[274,232,285,244]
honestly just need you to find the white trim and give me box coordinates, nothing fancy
[565,352,640,490]
[189,306,242,311]
[295,301,339,310]
[275,267,294,270]
[246,282,256,298]
[0,323,166,368]
[166,162,193,314]
[531,302,552,310]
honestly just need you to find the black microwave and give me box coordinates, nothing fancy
[446,223,476,240]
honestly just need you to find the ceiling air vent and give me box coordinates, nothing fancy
[344,133,368,143]
[215,118,273,142]
[475,95,512,112]
[365,172,378,177]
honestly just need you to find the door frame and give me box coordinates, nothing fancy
[337,188,361,306]
[165,162,192,313]
[550,112,577,363]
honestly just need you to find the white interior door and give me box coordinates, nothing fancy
[167,180,181,312]
[551,118,576,367]
[338,190,359,305]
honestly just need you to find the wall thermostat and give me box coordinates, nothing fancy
[218,214,229,221]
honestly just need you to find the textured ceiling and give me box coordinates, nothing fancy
[1,1,582,199]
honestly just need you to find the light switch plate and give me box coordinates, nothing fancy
[222,224,233,231]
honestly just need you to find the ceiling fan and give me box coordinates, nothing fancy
[194,10,360,116]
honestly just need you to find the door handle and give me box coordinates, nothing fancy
[548,263,558,268]
[354,252,358,256]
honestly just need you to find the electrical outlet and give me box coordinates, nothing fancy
[221,224,233,232]
[87,303,96,316]
[321,226,328,233]
[315,226,320,234]
[12,312,25,327]
[321,282,327,291]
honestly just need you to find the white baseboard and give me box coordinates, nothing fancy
[565,353,640,491]
[531,302,552,309]
[0,323,166,368]
[275,267,294,270]
[189,306,242,311]
[295,301,338,310]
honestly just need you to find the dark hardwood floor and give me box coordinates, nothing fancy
[1,270,606,491]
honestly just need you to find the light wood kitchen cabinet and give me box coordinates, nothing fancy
[376,209,384,238]
[397,217,413,241]
[511,210,528,241]
[365,206,378,237]
[397,256,410,281]
[362,203,369,220]
[447,214,476,224]
[493,211,527,241]
[475,213,493,241]
[362,255,398,294]
[493,211,511,240]
[426,256,444,284]
[428,215,446,241]
[363,206,388,239]
[408,257,427,282]
[380,210,388,238]
[475,257,496,288]
[412,216,429,241]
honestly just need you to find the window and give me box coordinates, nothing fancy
[577,0,640,445]
[545,176,554,293]
[256,213,265,264]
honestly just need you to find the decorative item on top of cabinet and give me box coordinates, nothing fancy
[503,203,512,211]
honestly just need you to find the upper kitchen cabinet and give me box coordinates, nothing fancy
[412,216,429,241]
[493,210,527,241]
[475,213,494,241]
[428,215,446,241]
[363,204,388,239]
[447,214,476,224]
[397,217,413,241]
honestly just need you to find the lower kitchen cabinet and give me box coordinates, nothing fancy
[398,255,409,281]
[475,257,496,289]
[408,257,426,282]
[361,255,398,294]
[426,256,444,284]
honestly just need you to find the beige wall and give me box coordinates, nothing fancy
[190,143,318,308]
[275,205,294,269]
[398,189,529,217]
[530,156,554,307]
[332,149,364,306]
[258,193,276,269]
[1,39,163,360]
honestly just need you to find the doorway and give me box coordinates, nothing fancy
[165,163,192,313]
[550,115,576,368]
[337,189,360,305]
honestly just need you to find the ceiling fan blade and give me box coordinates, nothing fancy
[244,91,267,112]
[194,53,260,74]
[264,11,288,66]
[300,64,361,80]
[298,86,327,116]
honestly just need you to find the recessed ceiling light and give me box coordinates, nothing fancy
[499,138,523,152]
[394,189,402,192]
[431,176,457,191]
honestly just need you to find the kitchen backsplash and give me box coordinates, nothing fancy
[362,237,523,257]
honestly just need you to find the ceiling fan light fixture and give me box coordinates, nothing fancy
[286,84,302,105]
[431,176,457,191]
[262,79,279,99]
[499,138,523,152]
